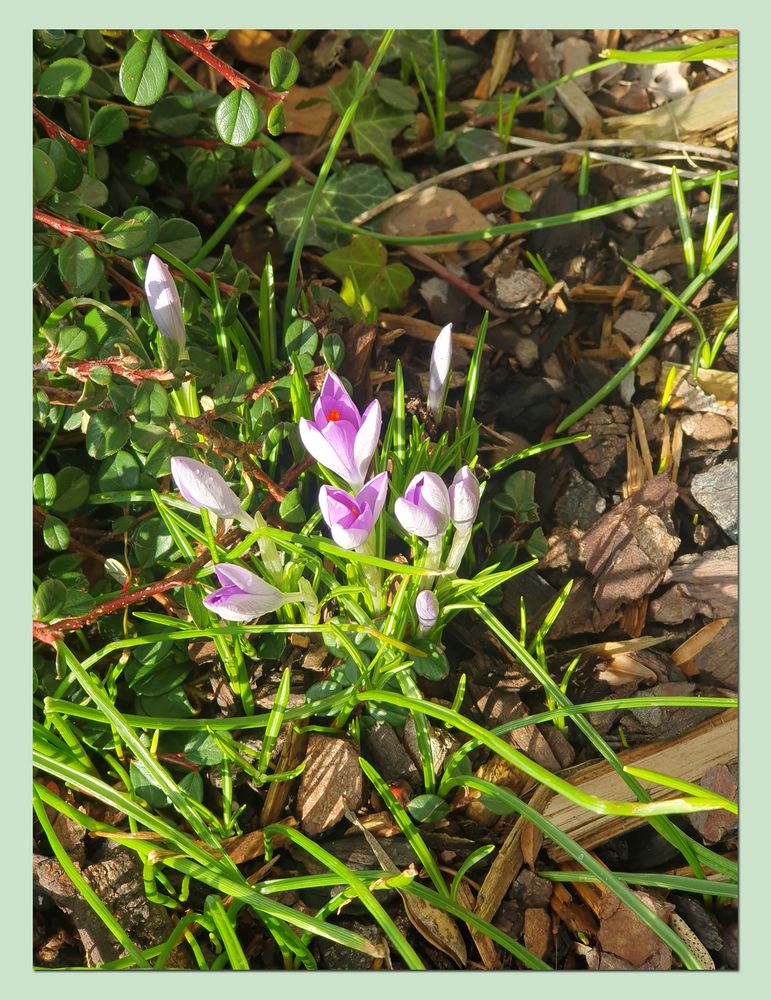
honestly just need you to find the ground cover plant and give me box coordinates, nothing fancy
[33,28,738,970]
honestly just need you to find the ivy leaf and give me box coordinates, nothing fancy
[329,63,414,165]
[322,234,413,310]
[267,163,394,252]
[120,38,169,106]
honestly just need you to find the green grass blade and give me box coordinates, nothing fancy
[670,166,695,278]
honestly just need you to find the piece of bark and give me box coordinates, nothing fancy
[494,266,545,310]
[691,459,738,541]
[614,310,656,345]
[687,763,738,844]
[508,868,553,908]
[471,683,563,772]
[518,30,561,81]
[618,681,727,741]
[260,727,307,827]
[455,880,501,969]
[597,889,674,968]
[680,412,733,458]
[574,406,630,481]
[296,735,364,836]
[317,922,380,970]
[362,722,421,789]
[546,577,617,640]
[649,546,737,624]
[403,716,460,778]
[550,883,599,938]
[541,709,737,862]
[581,476,680,613]
[523,908,552,960]
[672,617,737,688]
[540,525,585,571]
[672,895,723,953]
[553,469,607,531]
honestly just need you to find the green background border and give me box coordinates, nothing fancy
[18,3,756,994]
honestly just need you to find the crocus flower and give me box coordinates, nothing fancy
[427,323,452,419]
[298,372,381,492]
[415,589,439,634]
[395,472,451,540]
[170,456,253,528]
[203,564,300,622]
[144,254,186,351]
[448,466,480,528]
[318,472,388,550]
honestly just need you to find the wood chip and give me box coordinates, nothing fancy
[523,907,551,960]
[597,888,674,968]
[296,735,364,836]
[649,546,737,624]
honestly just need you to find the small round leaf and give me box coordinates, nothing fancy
[43,515,71,552]
[33,147,57,201]
[58,235,104,295]
[89,105,129,146]
[120,38,169,106]
[38,57,92,97]
[86,410,131,459]
[269,48,299,91]
[214,89,260,147]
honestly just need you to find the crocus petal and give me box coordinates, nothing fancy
[352,399,382,488]
[144,254,186,349]
[314,371,361,428]
[356,471,389,523]
[396,471,451,539]
[212,564,284,601]
[427,323,452,418]
[299,418,357,485]
[329,512,373,550]
[170,457,244,519]
[448,466,480,528]
[416,589,439,632]
[319,483,378,550]
[203,587,289,622]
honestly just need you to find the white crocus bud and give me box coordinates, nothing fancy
[170,456,255,530]
[427,323,453,419]
[144,254,186,353]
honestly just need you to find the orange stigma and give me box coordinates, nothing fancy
[327,408,341,422]
[351,505,360,517]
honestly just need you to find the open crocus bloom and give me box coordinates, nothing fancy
[448,466,480,528]
[144,254,186,350]
[395,471,451,540]
[427,323,452,418]
[299,372,381,492]
[170,456,245,520]
[203,564,297,622]
[318,472,388,550]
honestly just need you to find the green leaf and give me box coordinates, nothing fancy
[266,102,285,137]
[183,732,224,767]
[149,95,199,137]
[101,209,158,255]
[86,410,131,459]
[42,515,70,552]
[179,770,204,802]
[97,450,142,492]
[376,78,419,111]
[269,47,299,91]
[133,381,169,422]
[58,235,104,295]
[456,128,503,164]
[88,105,130,146]
[120,38,169,106]
[34,138,84,192]
[329,62,413,164]
[284,319,318,357]
[124,149,159,186]
[37,57,92,97]
[407,794,450,824]
[126,656,189,697]
[56,326,88,357]
[131,518,174,568]
[502,187,533,213]
[33,473,57,506]
[410,644,450,681]
[34,579,68,621]
[213,369,255,412]
[33,245,55,286]
[157,218,202,261]
[52,467,90,514]
[267,163,394,252]
[214,89,261,146]
[321,332,345,370]
[322,234,413,310]
[278,487,305,525]
[33,147,57,201]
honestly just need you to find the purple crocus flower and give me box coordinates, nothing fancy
[203,564,300,622]
[170,456,253,526]
[427,323,452,419]
[395,471,451,540]
[298,372,381,492]
[448,466,480,528]
[415,589,439,634]
[318,472,388,550]
[144,254,186,351]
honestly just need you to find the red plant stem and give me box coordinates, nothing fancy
[162,30,282,104]
[36,348,176,386]
[33,208,104,241]
[33,107,91,154]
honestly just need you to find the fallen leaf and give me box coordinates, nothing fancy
[382,186,492,260]
[227,30,282,67]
